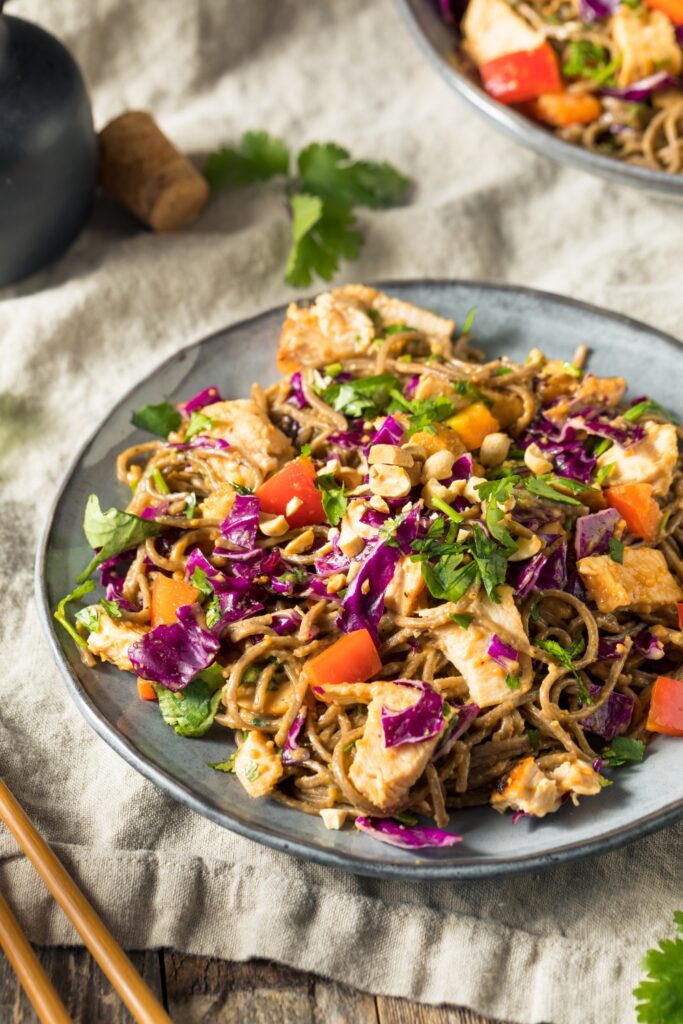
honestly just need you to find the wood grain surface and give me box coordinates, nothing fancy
[0,947,510,1023]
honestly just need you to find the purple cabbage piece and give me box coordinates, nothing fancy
[520,416,596,484]
[579,0,618,20]
[571,414,643,448]
[369,415,405,447]
[355,816,462,850]
[281,712,309,766]
[232,548,282,581]
[270,610,304,635]
[337,506,420,643]
[603,72,683,102]
[445,453,473,485]
[511,540,568,597]
[597,635,626,661]
[140,503,169,520]
[677,25,683,46]
[583,684,635,741]
[219,494,260,551]
[287,372,308,410]
[98,550,135,600]
[214,588,264,630]
[487,635,519,671]
[575,508,621,559]
[434,702,480,762]
[635,631,665,660]
[361,508,390,529]
[182,386,222,414]
[403,374,420,399]
[314,535,351,578]
[326,422,369,450]
[381,682,444,748]
[128,603,221,691]
[169,435,230,452]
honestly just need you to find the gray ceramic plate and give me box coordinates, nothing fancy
[396,0,683,199]
[36,280,683,880]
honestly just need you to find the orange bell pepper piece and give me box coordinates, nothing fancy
[605,483,661,542]
[645,0,683,23]
[255,457,326,528]
[137,678,158,701]
[446,402,500,451]
[150,574,200,627]
[647,675,683,736]
[480,44,562,105]
[303,629,381,690]
[527,91,602,127]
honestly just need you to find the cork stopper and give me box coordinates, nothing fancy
[98,111,209,231]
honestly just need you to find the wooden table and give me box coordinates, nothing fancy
[0,946,507,1023]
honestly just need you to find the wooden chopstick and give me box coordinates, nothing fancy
[0,890,72,1024]
[0,779,172,1024]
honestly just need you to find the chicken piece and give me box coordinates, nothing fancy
[612,7,682,87]
[491,757,562,818]
[349,684,442,811]
[86,613,149,672]
[578,547,683,614]
[462,0,544,66]
[596,422,678,497]
[199,484,235,520]
[491,756,602,817]
[549,760,603,804]
[435,586,532,707]
[200,399,293,490]
[574,374,626,411]
[234,729,283,798]
[277,286,455,373]
[385,557,428,617]
[277,290,378,373]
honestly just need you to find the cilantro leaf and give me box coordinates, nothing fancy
[634,911,683,1024]
[451,613,473,629]
[54,580,96,648]
[208,752,237,773]
[74,603,102,634]
[318,372,398,418]
[78,495,161,582]
[389,390,456,435]
[184,411,213,441]
[527,727,540,753]
[471,524,509,601]
[204,130,289,186]
[505,674,521,690]
[297,142,410,209]
[315,473,348,527]
[191,566,214,600]
[421,557,478,605]
[603,736,645,767]
[524,476,583,506]
[285,194,363,288]
[131,401,181,438]
[609,537,624,564]
[99,598,123,619]
[536,635,591,700]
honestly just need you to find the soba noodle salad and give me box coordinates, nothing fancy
[440,0,683,173]
[56,286,683,851]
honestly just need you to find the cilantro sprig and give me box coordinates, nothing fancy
[315,473,348,527]
[535,636,592,703]
[602,736,645,767]
[412,517,511,605]
[634,912,683,1023]
[204,131,410,286]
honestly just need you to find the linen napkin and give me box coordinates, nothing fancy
[1,2,682,1022]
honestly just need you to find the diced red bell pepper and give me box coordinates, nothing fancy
[647,675,683,736]
[605,483,661,542]
[255,457,326,528]
[303,629,381,689]
[645,0,683,24]
[137,678,158,701]
[480,44,562,105]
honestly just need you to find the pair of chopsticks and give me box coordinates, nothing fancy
[0,778,172,1024]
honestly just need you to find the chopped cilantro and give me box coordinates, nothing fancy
[74,603,102,634]
[431,495,464,523]
[602,736,645,767]
[208,753,237,773]
[536,636,592,701]
[609,537,624,564]
[205,594,222,629]
[317,372,398,418]
[232,483,254,496]
[99,598,123,619]
[527,728,540,753]
[191,566,214,599]
[131,401,181,439]
[505,674,521,690]
[314,473,348,527]
[184,411,213,442]
[450,613,473,629]
[389,389,456,435]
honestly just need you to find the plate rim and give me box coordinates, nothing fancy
[394,0,683,198]
[35,277,683,881]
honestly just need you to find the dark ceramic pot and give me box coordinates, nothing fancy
[0,12,97,287]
